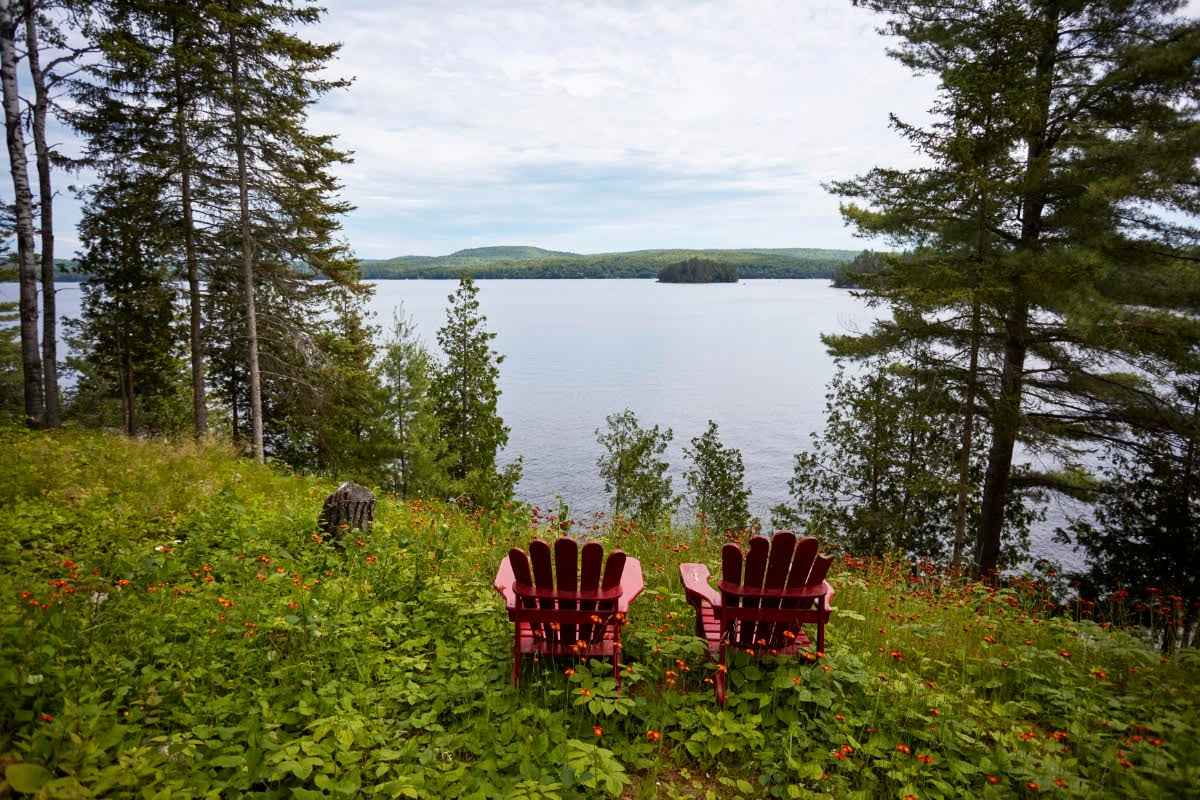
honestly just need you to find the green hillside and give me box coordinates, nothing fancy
[8,248,859,283]
[2,425,1195,798]
[358,246,858,280]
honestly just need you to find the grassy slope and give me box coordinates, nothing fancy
[1,427,1196,798]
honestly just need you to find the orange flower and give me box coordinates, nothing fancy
[834,714,845,722]
[592,725,603,737]
[1054,779,1068,788]
[917,753,934,764]
[564,668,575,677]
[647,730,662,741]
[986,776,999,784]
[1058,651,1071,658]
[578,688,590,696]
[1026,781,1040,791]
[40,713,53,722]
[928,708,940,717]
[895,743,911,755]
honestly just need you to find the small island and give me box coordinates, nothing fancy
[657,257,739,283]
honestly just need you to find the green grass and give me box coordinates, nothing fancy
[2,426,1197,798]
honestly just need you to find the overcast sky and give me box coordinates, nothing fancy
[22,0,943,259]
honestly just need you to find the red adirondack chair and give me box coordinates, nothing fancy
[679,531,835,705]
[494,537,643,687]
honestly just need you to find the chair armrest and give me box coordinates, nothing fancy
[493,556,517,610]
[617,557,644,614]
[679,562,721,608]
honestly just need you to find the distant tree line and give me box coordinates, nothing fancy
[358,248,853,280]
[657,258,738,283]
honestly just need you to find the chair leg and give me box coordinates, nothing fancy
[612,639,622,691]
[716,644,727,707]
[512,624,522,686]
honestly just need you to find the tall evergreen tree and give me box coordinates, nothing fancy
[431,275,521,506]
[68,167,185,435]
[72,1,362,455]
[831,0,1200,574]
[210,0,357,463]
[381,310,447,499]
[71,0,232,438]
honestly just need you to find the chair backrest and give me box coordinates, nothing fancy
[507,538,627,646]
[718,531,832,650]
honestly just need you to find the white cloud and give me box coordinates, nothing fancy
[6,0,939,259]
[303,0,941,257]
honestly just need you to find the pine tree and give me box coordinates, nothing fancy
[772,361,1039,560]
[71,0,361,455]
[381,310,447,499]
[431,275,521,507]
[68,167,185,435]
[831,0,1200,574]
[210,0,357,463]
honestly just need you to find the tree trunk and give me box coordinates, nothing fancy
[974,5,1059,578]
[121,348,135,436]
[228,36,263,463]
[22,1,57,426]
[173,25,207,439]
[0,0,43,427]
[976,291,1027,575]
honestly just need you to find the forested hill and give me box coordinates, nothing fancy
[357,246,858,279]
[14,247,859,282]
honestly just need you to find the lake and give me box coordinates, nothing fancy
[3,278,1082,568]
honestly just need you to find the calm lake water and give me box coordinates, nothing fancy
[4,278,1082,568]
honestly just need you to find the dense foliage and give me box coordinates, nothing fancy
[1,427,1197,798]
[595,409,678,527]
[431,275,522,507]
[657,258,738,284]
[683,420,755,535]
[359,247,855,280]
[826,0,1200,576]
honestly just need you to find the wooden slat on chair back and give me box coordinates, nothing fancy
[511,538,625,647]
[721,532,830,651]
